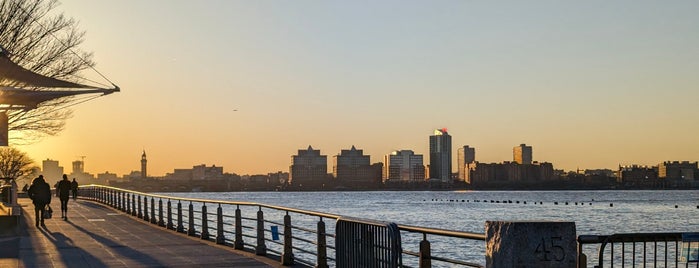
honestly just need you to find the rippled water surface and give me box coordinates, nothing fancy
[170,190,699,234]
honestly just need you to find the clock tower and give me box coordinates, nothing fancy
[141,150,147,179]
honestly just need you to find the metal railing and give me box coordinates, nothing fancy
[578,233,699,268]
[78,185,486,267]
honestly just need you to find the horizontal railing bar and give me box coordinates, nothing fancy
[399,224,486,240]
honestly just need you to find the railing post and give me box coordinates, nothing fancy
[419,234,431,268]
[256,208,267,255]
[158,198,165,227]
[150,197,157,224]
[176,201,184,233]
[132,194,137,216]
[282,213,294,265]
[316,219,328,268]
[137,195,143,219]
[120,192,125,211]
[167,200,174,230]
[216,204,225,244]
[116,191,121,210]
[201,203,210,240]
[234,206,244,249]
[126,193,131,214]
[187,202,196,236]
[143,195,149,222]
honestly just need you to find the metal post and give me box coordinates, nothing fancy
[216,204,225,244]
[256,208,267,255]
[137,195,143,219]
[126,193,131,214]
[234,206,244,249]
[187,202,196,236]
[143,195,149,222]
[132,194,137,216]
[201,203,210,240]
[158,198,165,227]
[116,191,121,211]
[282,213,294,265]
[419,234,431,268]
[167,200,174,230]
[120,192,125,212]
[176,201,184,233]
[316,219,328,268]
[150,197,156,224]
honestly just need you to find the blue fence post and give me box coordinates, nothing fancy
[282,213,294,265]
[150,197,157,224]
[158,198,165,227]
[256,208,266,255]
[201,203,210,240]
[177,201,185,233]
[317,218,328,268]
[187,202,196,236]
[216,204,225,244]
[234,205,244,250]
[167,199,174,230]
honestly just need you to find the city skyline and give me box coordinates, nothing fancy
[15,1,699,176]
[33,139,697,178]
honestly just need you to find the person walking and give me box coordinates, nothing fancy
[57,174,71,220]
[71,178,78,200]
[27,175,51,227]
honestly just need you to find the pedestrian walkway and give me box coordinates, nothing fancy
[0,198,280,267]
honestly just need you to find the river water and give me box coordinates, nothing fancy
[165,190,699,266]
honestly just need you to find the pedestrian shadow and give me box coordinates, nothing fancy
[67,221,166,267]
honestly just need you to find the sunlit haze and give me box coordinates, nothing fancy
[18,1,699,177]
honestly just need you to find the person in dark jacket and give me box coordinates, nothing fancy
[56,174,72,220]
[71,178,78,200]
[27,175,51,227]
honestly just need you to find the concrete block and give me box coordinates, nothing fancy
[486,221,577,268]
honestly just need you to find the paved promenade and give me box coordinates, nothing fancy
[0,198,281,268]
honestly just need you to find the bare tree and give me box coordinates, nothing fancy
[0,147,36,182]
[0,0,96,144]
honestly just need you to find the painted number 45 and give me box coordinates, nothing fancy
[535,236,566,261]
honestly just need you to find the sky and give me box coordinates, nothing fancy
[17,0,699,177]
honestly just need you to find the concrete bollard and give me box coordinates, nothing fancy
[486,221,577,268]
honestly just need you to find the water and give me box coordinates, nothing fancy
[164,190,699,266]
[169,190,699,234]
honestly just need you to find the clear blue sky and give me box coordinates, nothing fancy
[21,0,699,176]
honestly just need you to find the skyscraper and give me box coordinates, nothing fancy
[429,128,452,183]
[513,144,532,165]
[333,145,375,187]
[457,145,476,182]
[290,146,328,188]
[383,150,425,183]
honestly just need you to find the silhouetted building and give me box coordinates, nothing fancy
[658,161,698,181]
[469,161,555,185]
[457,145,476,182]
[69,159,95,183]
[618,165,658,187]
[384,150,425,183]
[513,144,532,165]
[290,146,328,188]
[429,128,452,183]
[41,159,64,186]
[333,146,377,188]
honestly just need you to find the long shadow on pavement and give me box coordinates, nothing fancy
[67,220,166,267]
